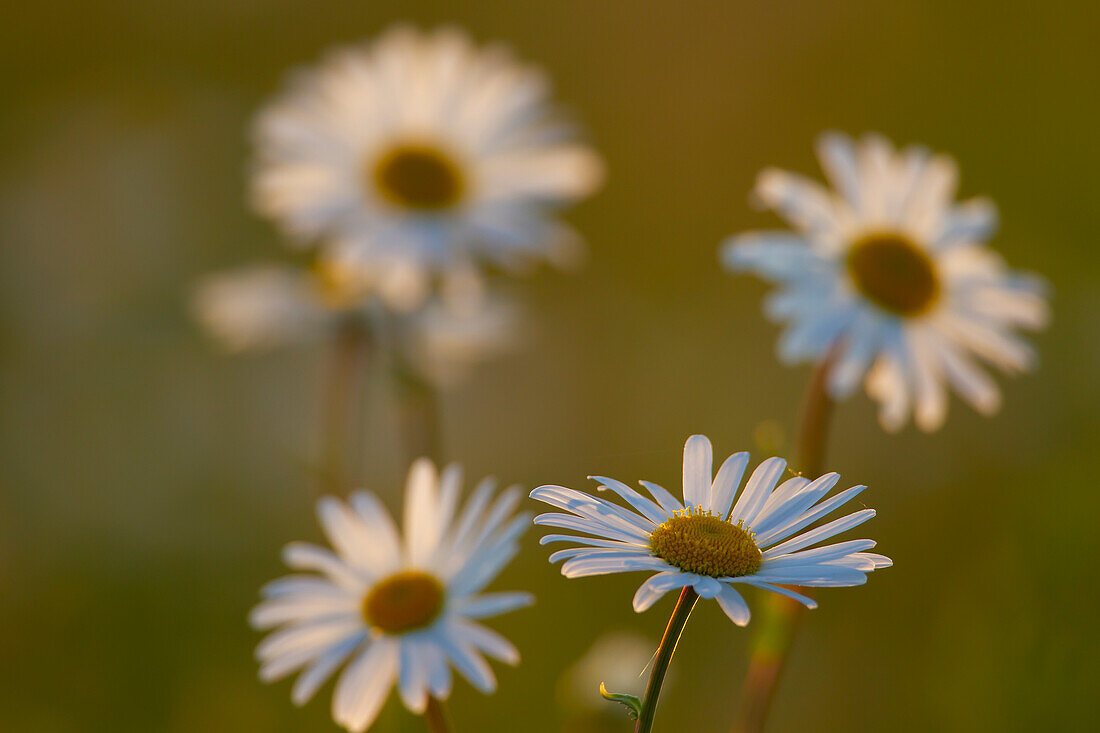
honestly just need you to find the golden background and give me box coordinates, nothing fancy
[1,1,1097,730]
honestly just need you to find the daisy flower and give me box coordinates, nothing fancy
[531,435,889,626]
[191,261,374,352]
[722,132,1049,431]
[192,261,517,388]
[251,25,604,309]
[251,459,532,731]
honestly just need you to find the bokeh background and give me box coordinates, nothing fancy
[2,1,1098,730]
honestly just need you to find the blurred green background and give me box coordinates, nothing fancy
[2,1,1098,730]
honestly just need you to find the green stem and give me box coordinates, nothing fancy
[393,362,443,465]
[318,320,371,496]
[423,696,453,733]
[731,355,834,733]
[636,587,698,733]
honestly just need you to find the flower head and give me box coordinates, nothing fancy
[251,460,532,731]
[251,25,604,309]
[531,435,889,626]
[722,132,1049,431]
[192,261,518,389]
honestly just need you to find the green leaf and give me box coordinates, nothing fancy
[599,682,642,721]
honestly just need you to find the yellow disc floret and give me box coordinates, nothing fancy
[846,232,940,317]
[649,507,762,578]
[371,143,465,210]
[362,571,445,634]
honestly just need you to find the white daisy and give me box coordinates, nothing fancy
[251,459,533,731]
[251,25,604,308]
[531,435,889,626]
[191,261,374,352]
[722,132,1049,431]
[192,261,517,388]
[391,295,521,389]
[558,632,658,714]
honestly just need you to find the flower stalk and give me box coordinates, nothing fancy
[318,319,372,495]
[731,355,834,733]
[424,696,453,733]
[393,360,443,464]
[636,587,699,733]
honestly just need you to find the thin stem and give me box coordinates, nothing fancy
[318,320,371,496]
[731,355,835,733]
[393,363,443,465]
[636,587,698,733]
[423,696,453,733]
[794,353,835,479]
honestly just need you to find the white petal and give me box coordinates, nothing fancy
[347,492,402,574]
[715,584,751,626]
[721,231,822,280]
[332,639,396,732]
[639,481,684,515]
[424,640,452,699]
[291,633,365,706]
[404,458,441,565]
[316,497,373,570]
[533,512,649,545]
[590,475,668,525]
[709,451,750,520]
[561,554,672,578]
[452,592,534,619]
[853,552,893,569]
[755,482,864,548]
[631,572,694,612]
[692,576,722,599]
[934,197,998,249]
[751,473,842,542]
[682,435,713,508]
[538,534,647,550]
[763,508,876,558]
[530,485,656,537]
[282,542,367,589]
[761,539,877,568]
[436,634,496,694]
[750,563,868,587]
[754,168,841,235]
[815,131,862,211]
[548,546,653,564]
[398,637,430,713]
[730,457,787,525]
[451,618,520,665]
[256,617,363,662]
[737,580,818,609]
[751,477,812,530]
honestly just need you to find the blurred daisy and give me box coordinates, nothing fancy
[251,25,604,308]
[531,435,889,626]
[557,632,657,715]
[192,261,518,388]
[722,132,1049,431]
[392,296,521,389]
[191,261,373,352]
[251,459,532,732]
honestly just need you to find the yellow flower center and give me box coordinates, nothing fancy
[846,232,940,317]
[362,571,445,634]
[371,144,465,210]
[310,259,368,309]
[649,508,761,578]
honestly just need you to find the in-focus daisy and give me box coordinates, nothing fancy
[531,435,889,625]
[251,459,532,731]
[192,261,517,388]
[722,132,1049,431]
[251,25,604,308]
